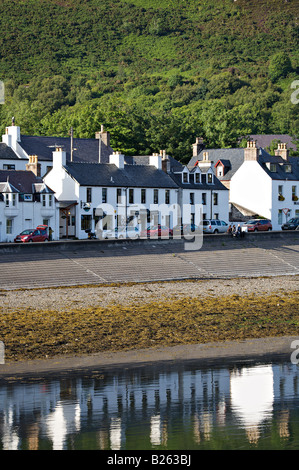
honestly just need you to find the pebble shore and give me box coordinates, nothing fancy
[2,274,298,312]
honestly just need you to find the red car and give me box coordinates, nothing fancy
[242,219,272,232]
[140,225,173,238]
[14,225,49,243]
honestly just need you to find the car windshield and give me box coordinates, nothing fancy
[203,221,209,225]
[246,220,258,225]
[288,218,297,223]
[20,230,33,235]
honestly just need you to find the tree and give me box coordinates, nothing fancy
[268,52,293,82]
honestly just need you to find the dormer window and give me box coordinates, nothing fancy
[182,171,189,183]
[217,166,223,177]
[207,173,213,184]
[284,164,292,173]
[195,172,201,183]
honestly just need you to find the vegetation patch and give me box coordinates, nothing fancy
[1,290,298,362]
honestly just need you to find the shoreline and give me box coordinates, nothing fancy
[0,335,298,378]
[1,275,298,377]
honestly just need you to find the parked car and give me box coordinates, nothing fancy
[117,226,140,239]
[281,218,299,230]
[14,226,49,243]
[241,219,272,232]
[140,225,173,238]
[173,224,201,237]
[203,220,229,234]
[99,226,140,239]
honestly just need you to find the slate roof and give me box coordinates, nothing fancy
[0,170,54,193]
[0,142,21,160]
[19,134,114,163]
[188,147,299,182]
[63,162,179,189]
[188,148,245,181]
[247,134,297,151]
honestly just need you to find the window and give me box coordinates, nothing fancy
[278,185,284,200]
[284,164,292,173]
[129,188,134,204]
[292,186,297,201]
[269,163,277,172]
[165,190,170,204]
[217,166,223,177]
[278,209,283,225]
[117,188,122,204]
[154,189,159,204]
[86,187,92,203]
[24,194,33,202]
[213,192,218,205]
[190,192,194,205]
[81,215,92,231]
[49,195,53,207]
[141,188,146,204]
[6,219,13,234]
[214,213,219,220]
[12,194,16,206]
[5,194,9,207]
[207,173,213,184]
[183,172,188,183]
[102,188,107,203]
[195,173,200,183]
[202,193,206,205]
[3,164,15,170]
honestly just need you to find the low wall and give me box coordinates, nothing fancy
[0,230,298,254]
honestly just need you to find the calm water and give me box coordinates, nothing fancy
[1,358,299,451]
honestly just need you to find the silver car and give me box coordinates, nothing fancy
[203,219,229,234]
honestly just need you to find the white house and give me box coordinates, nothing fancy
[44,147,180,239]
[167,150,229,224]
[229,142,299,230]
[0,167,59,242]
[190,139,299,230]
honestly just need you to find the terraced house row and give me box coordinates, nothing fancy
[0,120,298,241]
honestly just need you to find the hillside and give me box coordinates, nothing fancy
[0,0,298,161]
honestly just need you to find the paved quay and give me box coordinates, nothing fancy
[0,231,298,290]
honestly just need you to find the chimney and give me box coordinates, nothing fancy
[95,124,110,147]
[275,143,289,161]
[26,155,41,177]
[109,151,124,169]
[149,152,162,170]
[53,146,67,170]
[244,140,259,161]
[192,137,204,157]
[2,121,21,150]
[161,150,170,173]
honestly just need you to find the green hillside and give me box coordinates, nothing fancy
[0,0,298,161]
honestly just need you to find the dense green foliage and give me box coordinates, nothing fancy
[0,0,298,161]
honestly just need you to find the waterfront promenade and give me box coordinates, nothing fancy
[0,231,298,290]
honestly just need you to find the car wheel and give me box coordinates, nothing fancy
[44,239,49,242]
[254,228,258,232]
[214,229,218,234]
[267,228,272,231]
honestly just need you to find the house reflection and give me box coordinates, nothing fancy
[0,361,298,450]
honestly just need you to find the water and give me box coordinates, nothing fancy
[1,358,299,451]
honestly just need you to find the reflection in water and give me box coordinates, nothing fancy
[230,365,274,443]
[0,360,299,450]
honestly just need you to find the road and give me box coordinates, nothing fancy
[0,233,298,290]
